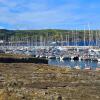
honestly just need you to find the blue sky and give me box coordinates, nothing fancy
[0,0,100,30]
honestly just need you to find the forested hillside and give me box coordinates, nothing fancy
[0,29,99,41]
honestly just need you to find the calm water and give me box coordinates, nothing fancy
[49,59,100,70]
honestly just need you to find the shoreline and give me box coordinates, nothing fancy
[0,54,99,99]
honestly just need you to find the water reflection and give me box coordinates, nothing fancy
[49,59,99,70]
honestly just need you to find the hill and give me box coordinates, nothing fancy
[0,29,99,42]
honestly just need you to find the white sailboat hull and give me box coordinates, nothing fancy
[98,59,100,62]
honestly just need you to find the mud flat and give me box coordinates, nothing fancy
[0,62,99,100]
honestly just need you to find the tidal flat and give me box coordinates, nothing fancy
[0,62,99,100]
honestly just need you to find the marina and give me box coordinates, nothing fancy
[0,0,100,99]
[0,45,100,69]
[0,29,100,70]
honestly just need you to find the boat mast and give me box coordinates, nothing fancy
[65,32,68,46]
[88,24,91,46]
[71,30,74,46]
[75,28,77,46]
[96,31,98,46]
[99,30,100,47]
[68,32,69,46]
[84,26,86,46]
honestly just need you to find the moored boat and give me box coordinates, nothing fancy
[48,56,56,59]
[98,58,100,62]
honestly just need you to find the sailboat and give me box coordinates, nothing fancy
[98,58,100,62]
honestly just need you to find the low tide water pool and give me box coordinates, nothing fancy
[49,59,100,70]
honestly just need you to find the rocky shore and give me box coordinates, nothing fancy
[0,62,99,100]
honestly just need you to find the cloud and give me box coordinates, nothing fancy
[0,0,100,29]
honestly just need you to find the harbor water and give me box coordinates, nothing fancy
[49,59,100,70]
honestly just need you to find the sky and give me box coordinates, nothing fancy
[0,0,100,30]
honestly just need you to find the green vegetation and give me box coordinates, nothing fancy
[0,29,99,41]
